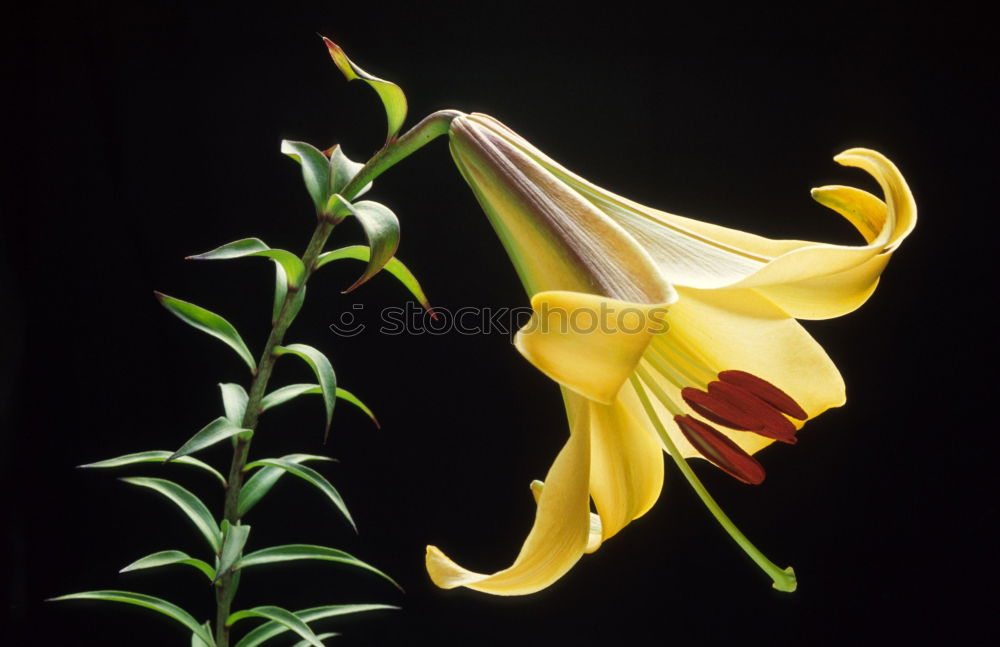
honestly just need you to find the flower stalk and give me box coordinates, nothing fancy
[211,112,453,647]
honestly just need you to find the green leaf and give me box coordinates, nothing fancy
[315,244,433,314]
[323,38,407,141]
[120,550,216,581]
[188,238,306,290]
[243,458,354,531]
[272,263,288,324]
[227,606,324,647]
[50,590,214,644]
[122,477,222,551]
[322,200,400,294]
[155,292,256,372]
[281,140,331,215]
[270,263,308,327]
[170,417,251,462]
[192,622,215,647]
[237,454,334,518]
[260,384,378,428]
[216,522,251,583]
[328,145,369,197]
[333,388,378,427]
[219,383,249,426]
[233,604,396,647]
[237,544,399,589]
[80,451,226,487]
[292,634,337,647]
[273,344,337,440]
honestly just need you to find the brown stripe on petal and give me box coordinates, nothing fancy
[681,387,762,431]
[707,381,797,444]
[673,415,766,485]
[718,370,808,420]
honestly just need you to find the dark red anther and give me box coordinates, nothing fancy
[673,414,766,485]
[681,387,762,432]
[707,381,797,444]
[718,370,808,420]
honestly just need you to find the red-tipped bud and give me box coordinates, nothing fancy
[674,414,766,485]
[718,370,808,420]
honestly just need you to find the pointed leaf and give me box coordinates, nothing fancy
[243,458,354,531]
[323,200,400,293]
[315,245,432,314]
[233,604,396,647]
[170,417,251,462]
[324,38,407,141]
[273,344,336,439]
[237,544,399,589]
[227,606,324,647]
[281,140,331,214]
[189,238,307,289]
[237,454,334,518]
[122,477,222,551]
[216,522,251,583]
[333,388,378,427]
[51,591,213,644]
[155,292,256,372]
[328,145,369,196]
[270,262,308,326]
[120,550,216,581]
[260,384,378,428]
[192,622,215,647]
[292,634,337,647]
[272,263,288,323]
[80,451,226,487]
[220,383,249,426]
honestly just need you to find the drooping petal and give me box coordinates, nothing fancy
[513,291,674,404]
[529,480,603,554]
[425,399,592,595]
[586,394,665,541]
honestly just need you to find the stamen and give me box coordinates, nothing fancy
[634,363,683,415]
[642,347,690,390]
[680,386,762,431]
[673,415,766,485]
[718,370,808,420]
[647,337,706,386]
[629,375,798,592]
[707,381,797,443]
[650,332,717,384]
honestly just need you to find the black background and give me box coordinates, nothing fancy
[3,2,997,645]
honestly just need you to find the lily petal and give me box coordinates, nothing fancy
[469,114,915,319]
[639,286,845,460]
[587,394,664,542]
[450,115,675,303]
[514,291,674,405]
[425,398,592,595]
[530,480,603,554]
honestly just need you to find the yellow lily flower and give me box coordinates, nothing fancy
[426,113,915,595]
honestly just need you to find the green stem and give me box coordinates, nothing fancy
[629,375,798,593]
[212,110,456,647]
[341,109,462,198]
